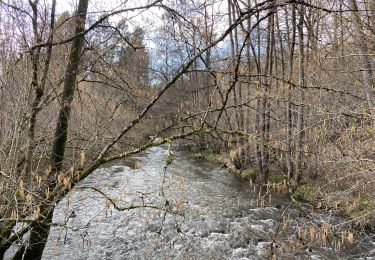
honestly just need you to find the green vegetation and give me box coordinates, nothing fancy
[268,171,285,184]
[192,150,222,164]
[240,167,257,180]
[238,168,284,184]
[291,184,375,230]
[193,149,285,184]
[291,184,320,202]
[344,198,374,229]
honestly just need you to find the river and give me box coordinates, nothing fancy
[40,145,374,259]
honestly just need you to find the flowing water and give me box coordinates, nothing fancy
[39,146,373,259]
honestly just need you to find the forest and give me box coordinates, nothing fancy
[0,0,374,259]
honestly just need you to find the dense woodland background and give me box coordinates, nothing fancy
[0,0,374,258]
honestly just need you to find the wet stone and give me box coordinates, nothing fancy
[200,231,209,238]
[146,223,160,233]
[233,212,248,218]
[211,229,226,234]
[110,168,123,174]
[230,236,250,249]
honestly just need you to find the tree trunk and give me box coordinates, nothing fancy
[24,0,56,176]
[349,0,374,120]
[253,0,264,181]
[12,1,89,259]
[260,2,275,183]
[285,4,296,183]
[254,0,275,183]
[295,4,305,184]
[228,0,241,130]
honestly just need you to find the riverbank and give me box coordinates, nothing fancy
[192,149,375,232]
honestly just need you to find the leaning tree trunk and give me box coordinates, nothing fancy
[12,0,89,259]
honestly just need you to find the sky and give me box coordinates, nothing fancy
[56,0,167,50]
[57,0,165,25]
[56,0,229,31]
[55,0,232,56]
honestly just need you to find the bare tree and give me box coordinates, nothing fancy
[0,1,374,258]
[349,0,374,121]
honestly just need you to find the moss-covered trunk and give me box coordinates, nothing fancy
[50,0,88,173]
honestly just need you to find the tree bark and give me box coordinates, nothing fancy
[50,0,89,172]
[260,1,275,183]
[285,4,296,183]
[228,0,241,129]
[349,0,374,119]
[24,0,56,176]
[295,4,305,184]
[13,1,89,259]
